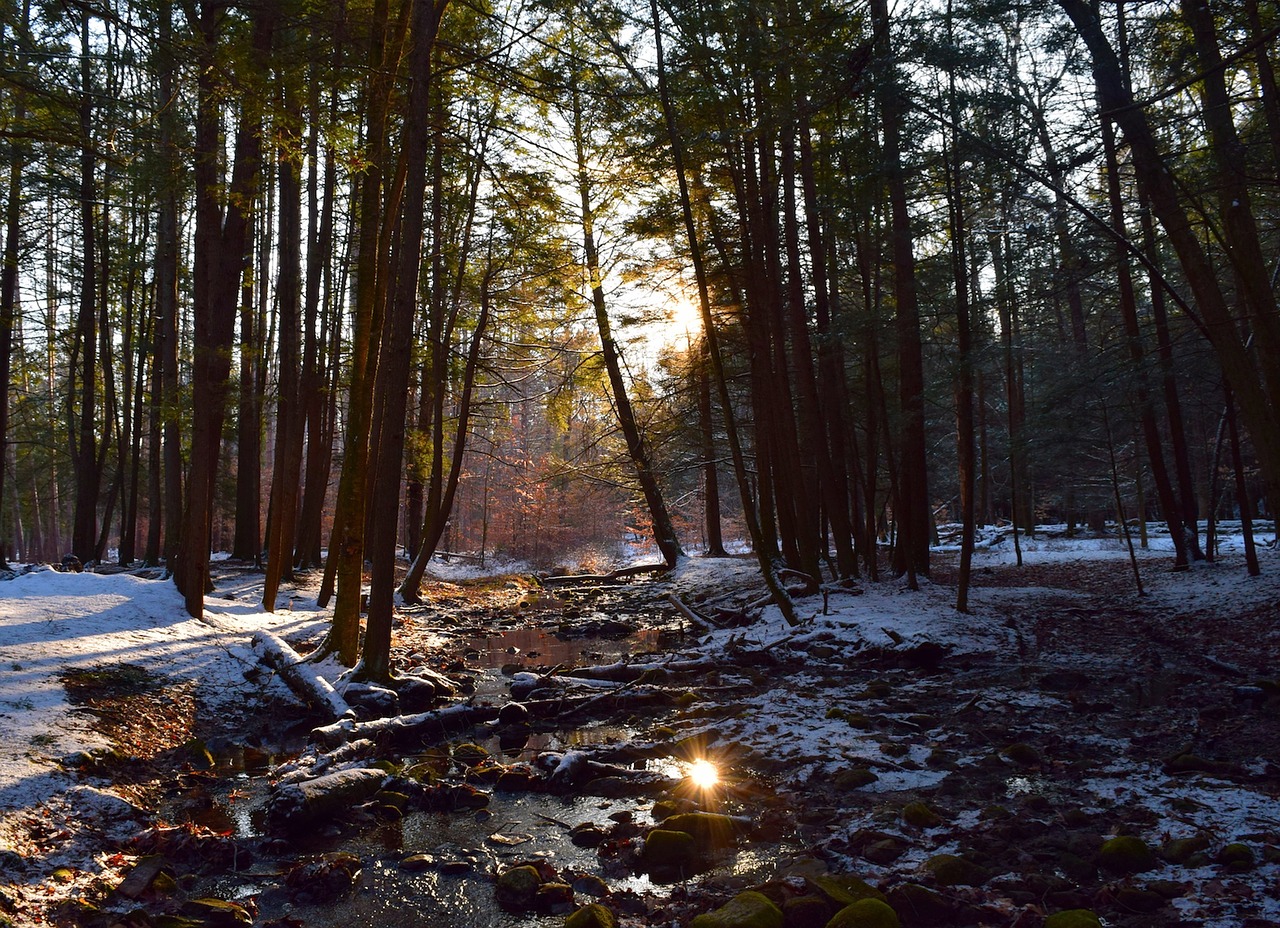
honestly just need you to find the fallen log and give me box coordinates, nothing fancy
[312,703,500,750]
[562,655,713,684]
[267,767,387,830]
[540,562,670,587]
[252,631,351,721]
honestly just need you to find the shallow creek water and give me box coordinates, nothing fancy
[188,609,777,928]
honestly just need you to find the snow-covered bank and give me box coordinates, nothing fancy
[0,568,330,814]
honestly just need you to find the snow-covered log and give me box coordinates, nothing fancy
[267,767,387,829]
[312,703,498,750]
[252,631,352,721]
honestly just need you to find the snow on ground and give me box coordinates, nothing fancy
[1,531,1277,925]
[0,567,329,817]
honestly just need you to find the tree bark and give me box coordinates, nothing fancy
[173,2,273,617]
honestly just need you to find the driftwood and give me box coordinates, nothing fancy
[252,631,351,721]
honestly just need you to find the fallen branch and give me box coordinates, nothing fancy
[667,593,721,629]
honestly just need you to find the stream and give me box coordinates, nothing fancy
[177,575,791,927]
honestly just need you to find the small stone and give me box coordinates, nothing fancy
[536,882,575,914]
[1043,910,1102,928]
[999,743,1041,767]
[453,743,489,766]
[1216,842,1255,871]
[565,903,616,928]
[1113,888,1165,913]
[901,802,942,829]
[570,823,607,848]
[662,812,739,851]
[885,884,951,927]
[688,890,783,928]
[863,839,907,865]
[809,874,885,907]
[825,898,901,928]
[834,768,878,790]
[496,865,543,910]
[782,895,833,928]
[398,853,434,872]
[922,854,988,886]
[1162,834,1211,864]
[498,702,531,725]
[571,874,610,897]
[643,829,697,868]
[1098,836,1156,874]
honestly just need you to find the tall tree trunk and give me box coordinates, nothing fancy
[1101,114,1188,568]
[295,48,341,571]
[155,0,182,570]
[263,73,306,611]
[71,11,100,563]
[650,0,796,623]
[319,0,402,664]
[695,336,727,557]
[362,0,450,684]
[0,1,27,568]
[943,52,976,613]
[570,72,683,569]
[232,217,261,561]
[174,2,272,616]
[870,0,929,584]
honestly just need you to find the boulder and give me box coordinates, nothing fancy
[689,891,783,928]
[1097,836,1156,874]
[565,903,616,928]
[824,898,901,928]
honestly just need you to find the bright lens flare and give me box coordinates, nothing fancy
[688,758,720,790]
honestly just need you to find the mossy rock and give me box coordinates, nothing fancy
[179,898,253,927]
[1161,833,1211,864]
[651,799,681,821]
[825,898,901,928]
[496,865,543,909]
[922,854,989,886]
[885,884,951,927]
[453,743,489,765]
[662,812,738,851]
[783,895,835,928]
[1097,835,1156,874]
[565,903,616,928]
[901,802,942,828]
[834,768,878,790]
[1043,910,1102,928]
[1113,887,1165,913]
[809,874,885,907]
[1000,742,1042,767]
[688,890,783,928]
[862,838,907,865]
[1216,842,1255,871]
[643,828,697,867]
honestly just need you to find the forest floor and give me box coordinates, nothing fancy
[1,530,1278,928]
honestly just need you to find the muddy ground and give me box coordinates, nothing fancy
[2,544,1278,927]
